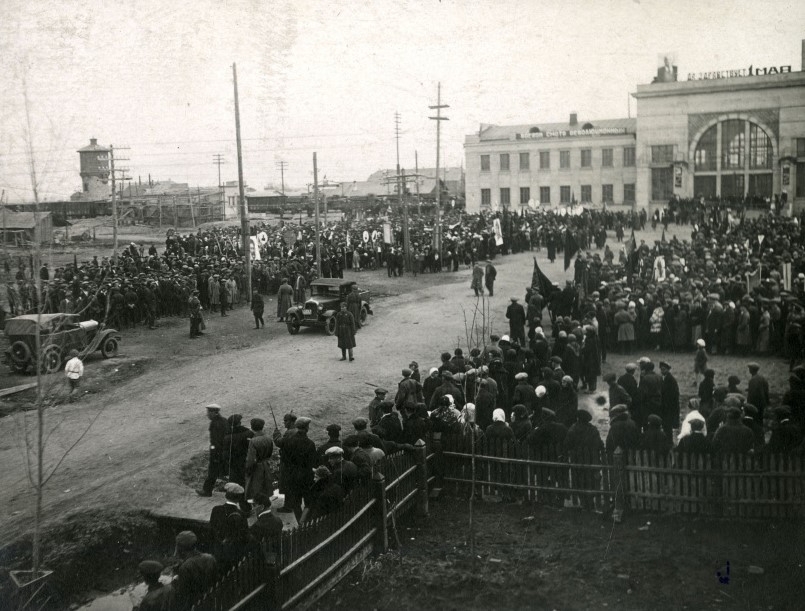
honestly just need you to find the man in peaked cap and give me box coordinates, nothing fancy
[278,416,318,520]
[197,404,228,497]
[746,362,769,423]
[209,483,245,552]
[317,424,342,462]
[137,560,173,611]
[173,530,216,610]
[367,387,388,427]
[659,361,680,444]
[506,296,527,346]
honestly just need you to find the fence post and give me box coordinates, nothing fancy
[373,472,389,553]
[613,448,626,523]
[414,439,429,517]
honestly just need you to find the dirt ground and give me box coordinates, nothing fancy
[315,497,805,611]
[0,222,799,607]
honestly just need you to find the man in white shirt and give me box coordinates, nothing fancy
[64,349,83,401]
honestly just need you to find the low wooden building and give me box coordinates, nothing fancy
[0,211,54,244]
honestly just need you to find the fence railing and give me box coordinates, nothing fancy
[191,441,430,611]
[438,435,805,519]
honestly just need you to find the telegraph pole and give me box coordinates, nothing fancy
[313,152,321,277]
[429,83,449,255]
[395,111,411,271]
[213,154,225,218]
[276,160,288,218]
[109,145,130,262]
[233,63,251,300]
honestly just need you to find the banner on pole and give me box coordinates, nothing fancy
[249,236,261,261]
[493,218,503,246]
[782,262,792,291]
[383,222,392,245]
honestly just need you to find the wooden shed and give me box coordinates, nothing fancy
[0,211,54,244]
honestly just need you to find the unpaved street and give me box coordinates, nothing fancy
[0,248,556,546]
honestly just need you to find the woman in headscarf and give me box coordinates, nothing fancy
[484,409,514,441]
[459,403,483,443]
[678,397,707,439]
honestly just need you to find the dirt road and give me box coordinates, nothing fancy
[0,247,557,547]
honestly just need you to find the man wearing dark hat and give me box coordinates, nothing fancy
[249,492,283,559]
[605,404,640,456]
[245,418,274,501]
[367,388,388,427]
[344,416,384,450]
[374,400,403,444]
[564,409,604,510]
[675,419,710,454]
[428,370,465,410]
[395,368,424,411]
[617,363,639,406]
[172,531,216,610]
[317,424,342,462]
[639,414,672,455]
[604,372,632,413]
[513,372,538,417]
[136,560,173,611]
[484,259,497,296]
[280,417,318,520]
[711,408,754,456]
[746,363,769,423]
[188,289,204,338]
[198,404,228,497]
[659,361,680,444]
[209,482,246,554]
[637,361,662,432]
[506,296,527,346]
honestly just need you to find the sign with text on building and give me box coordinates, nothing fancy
[515,127,629,140]
[687,65,792,81]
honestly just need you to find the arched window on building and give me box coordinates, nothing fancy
[693,119,774,200]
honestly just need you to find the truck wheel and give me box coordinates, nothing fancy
[40,345,62,374]
[287,318,300,335]
[360,307,369,326]
[324,316,337,336]
[101,337,119,358]
[9,341,31,366]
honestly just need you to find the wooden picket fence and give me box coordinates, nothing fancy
[190,443,433,611]
[439,435,805,519]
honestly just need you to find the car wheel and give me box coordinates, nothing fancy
[360,307,369,326]
[40,345,62,374]
[9,341,31,367]
[287,318,300,335]
[101,337,119,358]
[324,316,336,336]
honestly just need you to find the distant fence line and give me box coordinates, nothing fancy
[189,436,805,610]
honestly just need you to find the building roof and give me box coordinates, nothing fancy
[476,117,636,141]
[0,211,52,229]
[366,167,463,183]
[77,139,110,153]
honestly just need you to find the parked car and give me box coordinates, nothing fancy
[4,313,121,374]
[286,279,372,335]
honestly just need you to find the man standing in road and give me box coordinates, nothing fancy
[335,301,356,362]
[506,297,527,346]
[746,362,769,423]
[188,289,204,338]
[277,278,293,322]
[484,260,497,297]
[659,361,680,444]
[64,349,83,402]
[280,417,318,521]
[250,289,264,329]
[197,404,228,497]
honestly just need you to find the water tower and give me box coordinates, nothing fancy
[77,138,111,200]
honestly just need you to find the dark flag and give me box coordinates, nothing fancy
[564,228,579,271]
[661,228,666,243]
[625,229,637,277]
[532,257,555,298]
[74,254,78,270]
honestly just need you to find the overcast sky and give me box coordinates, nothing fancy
[1,0,803,201]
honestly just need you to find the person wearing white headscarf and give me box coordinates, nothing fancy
[485,408,514,441]
[678,397,707,440]
[459,403,483,441]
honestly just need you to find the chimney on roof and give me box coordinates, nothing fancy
[569,113,578,126]
[89,138,97,146]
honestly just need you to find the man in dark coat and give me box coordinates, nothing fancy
[506,297,527,346]
[617,363,639,405]
[766,406,803,454]
[563,409,604,509]
[512,373,538,416]
[428,371,465,410]
[604,372,632,411]
[173,531,217,611]
[366,388,388,427]
[711,408,754,456]
[605,405,640,456]
[245,418,274,501]
[188,289,204,338]
[484,261,497,296]
[474,379,496,430]
[334,301,356,361]
[222,414,253,487]
[374,401,403,443]
[346,284,363,328]
[136,560,173,611]
[637,360,663,431]
[659,361,680,444]
[746,362,770,423]
[198,404,228,496]
[675,419,710,454]
[280,417,318,520]
[395,368,424,411]
[250,290,264,328]
[249,492,283,559]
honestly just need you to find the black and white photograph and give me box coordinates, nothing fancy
[0,1,804,609]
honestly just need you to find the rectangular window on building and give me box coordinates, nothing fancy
[481,188,491,207]
[500,187,510,206]
[560,150,570,169]
[481,155,490,171]
[623,183,635,203]
[540,186,550,204]
[602,148,613,167]
[623,147,636,167]
[796,163,805,198]
[519,152,530,170]
[602,184,613,202]
[749,124,773,169]
[651,145,674,164]
[560,186,571,203]
[580,149,592,168]
[651,167,674,200]
[797,139,805,157]
[520,187,530,204]
[721,120,745,169]
[539,151,550,169]
[581,185,591,202]
[500,153,510,171]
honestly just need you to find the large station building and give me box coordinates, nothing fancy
[465,44,805,214]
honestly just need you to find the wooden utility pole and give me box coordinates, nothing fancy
[429,83,449,255]
[157,195,162,228]
[110,145,116,259]
[395,111,412,271]
[313,152,321,277]
[276,160,288,219]
[233,63,251,300]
